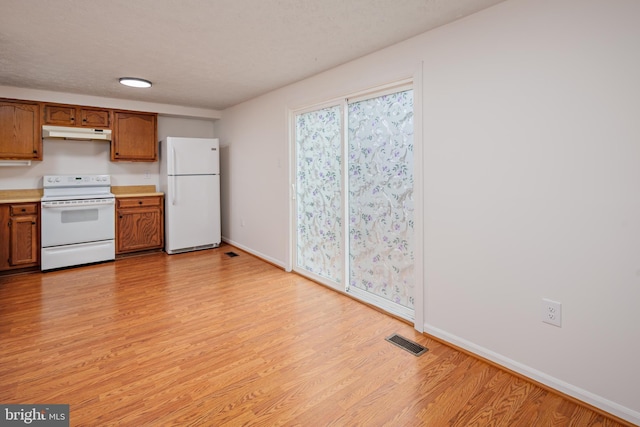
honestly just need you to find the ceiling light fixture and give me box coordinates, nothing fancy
[119,77,152,88]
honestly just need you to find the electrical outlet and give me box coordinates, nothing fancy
[542,298,562,327]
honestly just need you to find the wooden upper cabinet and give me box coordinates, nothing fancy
[80,108,111,128]
[1,98,159,163]
[43,104,76,126]
[111,111,157,162]
[0,99,42,160]
[43,103,111,128]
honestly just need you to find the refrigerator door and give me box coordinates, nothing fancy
[165,174,221,253]
[166,137,219,175]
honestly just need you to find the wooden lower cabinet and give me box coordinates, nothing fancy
[0,203,39,271]
[116,196,164,254]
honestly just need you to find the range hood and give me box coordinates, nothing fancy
[42,125,112,141]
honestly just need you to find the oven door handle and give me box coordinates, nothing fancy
[42,200,115,209]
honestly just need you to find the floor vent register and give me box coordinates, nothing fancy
[385,333,428,356]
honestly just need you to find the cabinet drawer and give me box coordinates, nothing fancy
[10,204,38,216]
[117,197,162,209]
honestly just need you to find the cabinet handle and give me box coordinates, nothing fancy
[31,222,36,225]
[119,215,123,219]
[139,201,143,204]
[33,150,38,154]
[21,208,26,212]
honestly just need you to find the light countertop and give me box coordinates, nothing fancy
[0,189,43,203]
[111,185,164,198]
[0,186,163,203]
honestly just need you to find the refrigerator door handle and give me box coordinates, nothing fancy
[171,146,177,205]
[172,146,177,175]
[172,175,177,205]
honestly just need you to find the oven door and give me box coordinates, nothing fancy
[41,198,115,247]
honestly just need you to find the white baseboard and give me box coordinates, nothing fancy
[221,237,287,270]
[424,324,640,426]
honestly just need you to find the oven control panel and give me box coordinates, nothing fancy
[43,175,111,188]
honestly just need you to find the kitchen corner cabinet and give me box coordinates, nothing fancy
[0,99,42,160]
[0,203,40,271]
[111,111,157,162]
[43,103,111,128]
[116,196,164,254]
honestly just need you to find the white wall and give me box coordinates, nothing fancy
[218,0,640,423]
[0,88,217,190]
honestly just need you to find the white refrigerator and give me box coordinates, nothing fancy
[159,137,221,254]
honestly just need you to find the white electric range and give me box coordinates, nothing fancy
[40,175,115,271]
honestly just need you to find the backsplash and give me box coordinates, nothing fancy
[0,138,159,190]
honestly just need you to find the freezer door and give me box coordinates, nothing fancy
[166,137,219,175]
[165,175,221,253]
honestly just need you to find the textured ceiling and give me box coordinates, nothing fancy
[0,0,505,110]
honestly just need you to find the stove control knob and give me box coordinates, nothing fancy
[47,177,53,183]
[55,177,61,183]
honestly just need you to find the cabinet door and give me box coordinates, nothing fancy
[0,205,10,270]
[112,112,157,161]
[116,201,163,254]
[0,100,42,160]
[44,104,112,128]
[9,214,38,266]
[43,104,77,126]
[80,108,111,128]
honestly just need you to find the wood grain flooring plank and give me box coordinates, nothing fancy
[0,244,631,426]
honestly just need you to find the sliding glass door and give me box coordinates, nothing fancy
[293,85,415,321]
[346,89,415,318]
[294,105,343,285]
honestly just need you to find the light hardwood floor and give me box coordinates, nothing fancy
[0,245,631,426]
